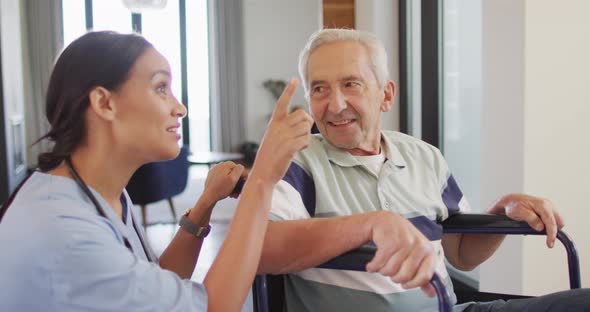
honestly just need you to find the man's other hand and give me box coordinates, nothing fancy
[488,193,565,248]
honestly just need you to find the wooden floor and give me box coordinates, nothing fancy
[135,166,254,311]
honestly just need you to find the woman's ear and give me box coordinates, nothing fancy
[380,80,396,112]
[88,86,116,121]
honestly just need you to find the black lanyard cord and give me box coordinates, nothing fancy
[1,159,154,262]
[64,157,154,262]
[64,158,108,220]
[0,158,153,262]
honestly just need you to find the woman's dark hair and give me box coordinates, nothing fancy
[37,31,153,171]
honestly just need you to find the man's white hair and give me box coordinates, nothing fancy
[298,28,390,97]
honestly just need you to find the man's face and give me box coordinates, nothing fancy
[306,41,394,156]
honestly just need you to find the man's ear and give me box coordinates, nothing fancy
[380,80,396,112]
[88,86,116,121]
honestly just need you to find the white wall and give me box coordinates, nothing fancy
[355,0,400,131]
[478,0,526,294]
[522,0,590,295]
[479,0,590,295]
[242,0,322,142]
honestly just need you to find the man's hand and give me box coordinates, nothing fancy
[488,193,565,248]
[366,211,437,297]
[250,78,314,185]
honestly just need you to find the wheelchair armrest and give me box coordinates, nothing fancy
[316,214,580,299]
[315,214,543,272]
[318,245,453,312]
[254,214,581,312]
[317,244,375,271]
[442,213,540,235]
[442,213,581,289]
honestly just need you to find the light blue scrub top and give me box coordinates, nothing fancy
[0,172,208,311]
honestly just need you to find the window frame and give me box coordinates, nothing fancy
[78,0,203,148]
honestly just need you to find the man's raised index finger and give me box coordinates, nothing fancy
[271,78,299,119]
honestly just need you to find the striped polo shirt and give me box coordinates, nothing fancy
[270,131,470,312]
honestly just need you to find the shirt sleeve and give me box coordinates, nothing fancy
[434,149,472,219]
[50,215,208,312]
[441,174,472,217]
[270,180,311,221]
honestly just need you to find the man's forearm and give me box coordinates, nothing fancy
[443,233,506,271]
[258,212,381,274]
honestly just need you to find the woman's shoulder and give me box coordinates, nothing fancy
[1,172,123,266]
[13,172,94,214]
[0,173,132,310]
[5,172,117,243]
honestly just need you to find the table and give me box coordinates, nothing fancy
[188,151,244,167]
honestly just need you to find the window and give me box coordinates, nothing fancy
[399,0,483,289]
[93,0,132,34]
[441,0,482,212]
[185,0,211,154]
[61,0,211,153]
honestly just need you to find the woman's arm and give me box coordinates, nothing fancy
[204,79,313,311]
[158,162,244,279]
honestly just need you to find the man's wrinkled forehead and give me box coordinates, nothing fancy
[306,41,372,83]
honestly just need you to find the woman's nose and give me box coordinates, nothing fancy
[173,97,187,118]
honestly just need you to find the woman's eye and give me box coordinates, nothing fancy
[157,84,168,95]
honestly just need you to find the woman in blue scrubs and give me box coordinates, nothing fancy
[0,31,312,311]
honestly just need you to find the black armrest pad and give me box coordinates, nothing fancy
[317,213,580,291]
[319,214,541,270]
[442,213,543,235]
[318,244,377,271]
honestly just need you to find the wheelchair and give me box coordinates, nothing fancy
[252,213,581,312]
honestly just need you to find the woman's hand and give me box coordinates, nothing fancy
[250,79,313,184]
[202,161,246,204]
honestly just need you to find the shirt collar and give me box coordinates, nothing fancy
[320,132,407,168]
[382,132,407,168]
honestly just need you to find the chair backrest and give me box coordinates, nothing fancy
[126,146,190,205]
[253,274,284,312]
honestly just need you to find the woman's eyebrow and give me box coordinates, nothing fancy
[150,69,171,79]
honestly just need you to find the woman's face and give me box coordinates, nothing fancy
[110,47,187,163]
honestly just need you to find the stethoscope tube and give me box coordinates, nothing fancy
[0,158,154,263]
[64,157,154,262]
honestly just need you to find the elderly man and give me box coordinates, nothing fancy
[258,28,588,311]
